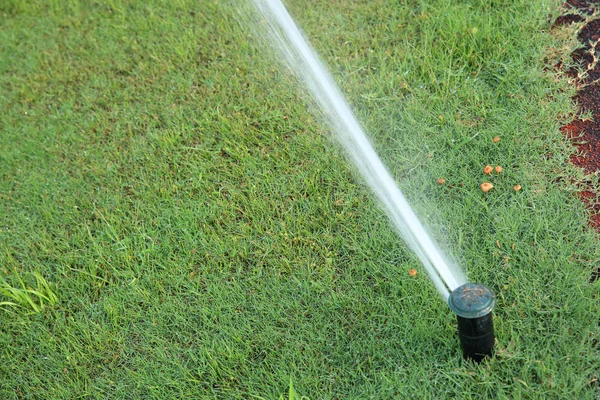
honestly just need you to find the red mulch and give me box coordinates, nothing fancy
[556,1,600,228]
[555,1,600,281]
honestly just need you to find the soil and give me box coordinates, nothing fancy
[554,1,600,281]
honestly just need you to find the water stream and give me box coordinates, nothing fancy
[247,0,466,300]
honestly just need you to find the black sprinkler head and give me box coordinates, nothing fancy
[448,283,495,362]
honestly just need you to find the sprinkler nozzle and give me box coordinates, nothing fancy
[448,283,495,362]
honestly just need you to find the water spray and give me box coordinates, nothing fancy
[448,283,496,362]
[247,0,466,301]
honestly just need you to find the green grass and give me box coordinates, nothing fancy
[0,270,58,313]
[1,0,599,398]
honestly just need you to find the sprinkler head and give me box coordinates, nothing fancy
[448,283,495,362]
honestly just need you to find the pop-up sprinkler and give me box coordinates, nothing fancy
[448,283,496,362]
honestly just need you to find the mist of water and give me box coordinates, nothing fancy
[246,0,466,299]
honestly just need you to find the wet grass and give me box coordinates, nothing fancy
[1,0,599,398]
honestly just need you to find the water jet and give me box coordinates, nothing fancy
[247,0,466,302]
[448,283,496,362]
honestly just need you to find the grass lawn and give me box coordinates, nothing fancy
[1,0,599,398]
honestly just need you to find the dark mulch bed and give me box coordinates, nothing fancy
[556,3,600,217]
[555,1,600,281]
